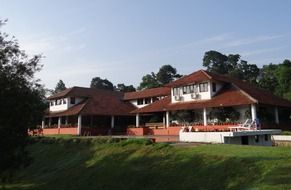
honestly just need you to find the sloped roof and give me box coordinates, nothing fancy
[124,87,170,100]
[45,100,88,117]
[165,70,211,87]
[132,84,255,113]
[46,87,136,117]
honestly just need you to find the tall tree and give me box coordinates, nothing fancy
[54,79,66,94]
[138,72,160,90]
[258,60,291,100]
[115,83,136,92]
[156,64,182,85]
[0,20,46,176]
[90,77,114,90]
[202,50,259,84]
[138,65,181,90]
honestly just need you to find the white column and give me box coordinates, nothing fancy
[166,111,169,128]
[111,116,115,129]
[48,117,51,127]
[136,114,140,127]
[58,117,61,128]
[163,114,166,126]
[275,107,279,124]
[251,104,257,121]
[203,107,207,126]
[77,115,82,135]
[41,119,45,129]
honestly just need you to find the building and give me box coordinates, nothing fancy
[131,70,291,131]
[34,70,291,137]
[41,87,135,135]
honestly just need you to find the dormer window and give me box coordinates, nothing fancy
[145,98,151,104]
[199,82,208,92]
[70,97,75,104]
[137,99,143,105]
[173,88,180,96]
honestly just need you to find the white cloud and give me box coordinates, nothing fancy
[225,35,284,47]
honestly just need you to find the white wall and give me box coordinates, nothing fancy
[49,97,84,112]
[130,97,162,108]
[171,81,212,103]
[49,98,69,112]
[179,130,276,146]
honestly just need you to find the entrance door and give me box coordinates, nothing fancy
[241,136,249,145]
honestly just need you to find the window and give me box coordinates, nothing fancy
[264,135,269,141]
[145,98,151,104]
[212,83,216,92]
[173,88,180,96]
[137,99,143,105]
[183,86,187,94]
[199,82,208,92]
[63,99,67,104]
[70,97,75,104]
[189,85,194,93]
[50,101,54,106]
[152,97,158,102]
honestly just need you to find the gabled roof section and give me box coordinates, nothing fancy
[46,87,136,117]
[48,88,73,100]
[45,100,88,117]
[165,70,211,87]
[124,87,171,100]
[132,84,255,113]
[204,71,291,107]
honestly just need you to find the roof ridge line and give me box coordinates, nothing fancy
[231,83,258,104]
[200,70,212,79]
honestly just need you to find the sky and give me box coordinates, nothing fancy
[1,0,291,89]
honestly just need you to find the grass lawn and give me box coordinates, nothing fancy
[1,137,291,190]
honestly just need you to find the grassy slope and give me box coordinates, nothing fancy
[2,137,291,190]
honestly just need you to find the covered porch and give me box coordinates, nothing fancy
[128,103,290,136]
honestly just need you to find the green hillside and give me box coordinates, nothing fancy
[2,137,291,190]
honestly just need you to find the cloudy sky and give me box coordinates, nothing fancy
[1,0,291,89]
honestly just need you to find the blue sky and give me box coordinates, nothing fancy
[1,0,291,89]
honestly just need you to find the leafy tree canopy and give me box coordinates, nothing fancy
[90,77,114,90]
[203,50,260,84]
[54,79,66,94]
[258,59,291,100]
[0,19,46,175]
[115,83,136,92]
[138,65,181,90]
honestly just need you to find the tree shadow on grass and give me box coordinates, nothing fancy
[4,140,290,190]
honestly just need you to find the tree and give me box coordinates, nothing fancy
[202,50,259,84]
[115,83,136,92]
[138,73,160,90]
[156,65,182,85]
[90,77,114,90]
[54,79,66,94]
[0,20,46,177]
[138,65,181,90]
[258,60,291,100]
[203,50,228,74]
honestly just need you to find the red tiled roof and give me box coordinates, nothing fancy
[46,87,136,117]
[164,69,291,108]
[124,87,170,100]
[132,85,255,113]
[45,100,88,117]
[165,70,211,87]
[204,71,291,107]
